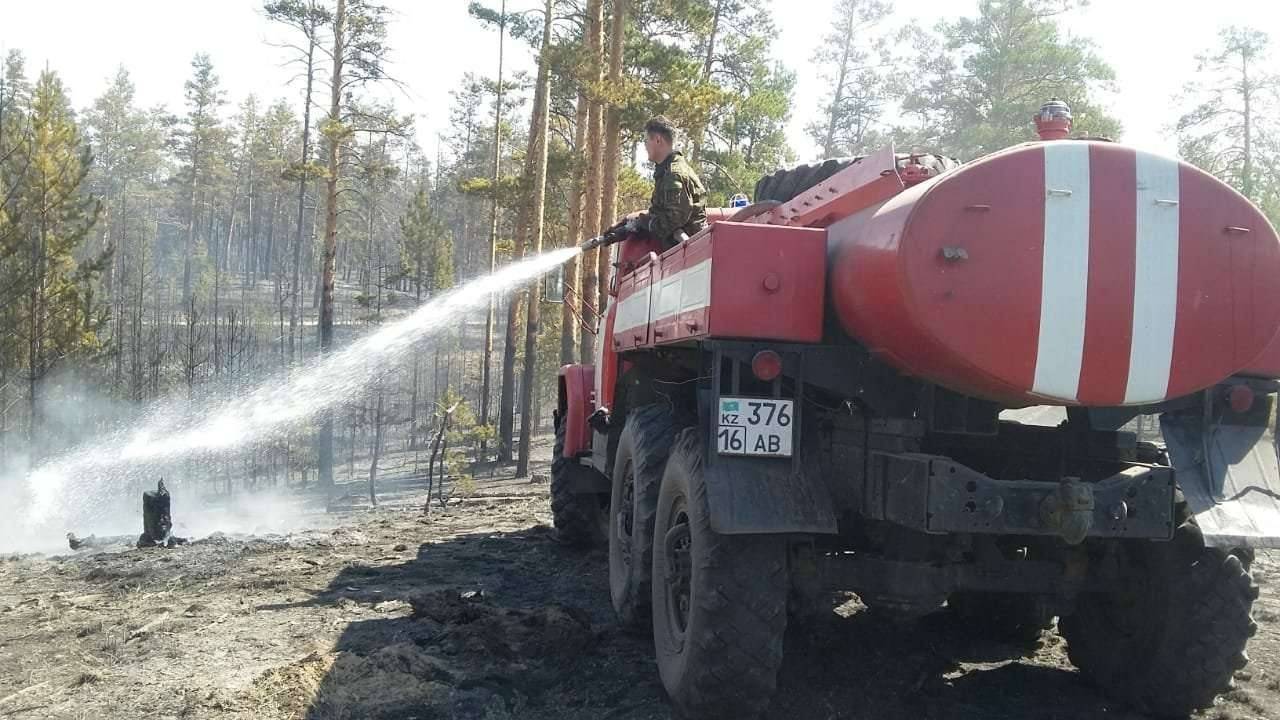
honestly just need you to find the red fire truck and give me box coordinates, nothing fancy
[552,100,1276,719]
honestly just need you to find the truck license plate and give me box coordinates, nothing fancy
[717,397,794,457]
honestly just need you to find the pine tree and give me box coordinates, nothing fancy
[900,0,1121,159]
[9,71,106,449]
[317,0,395,489]
[400,187,453,298]
[178,54,226,305]
[1175,27,1280,220]
[0,51,31,257]
[84,67,167,392]
[517,0,556,477]
[597,0,627,314]
[477,0,509,442]
[808,0,894,158]
[265,0,331,363]
[578,0,604,364]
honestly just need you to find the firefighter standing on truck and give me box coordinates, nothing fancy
[623,116,707,249]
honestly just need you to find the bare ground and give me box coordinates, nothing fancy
[1,439,1278,720]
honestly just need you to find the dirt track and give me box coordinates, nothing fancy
[2,445,1278,720]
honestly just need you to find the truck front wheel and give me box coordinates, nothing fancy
[651,428,788,719]
[609,405,677,628]
[551,414,608,547]
[1060,521,1259,717]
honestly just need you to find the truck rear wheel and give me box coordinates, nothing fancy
[551,414,608,547]
[609,404,677,628]
[651,428,788,719]
[1060,522,1259,717]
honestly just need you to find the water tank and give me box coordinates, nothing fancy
[829,140,1280,406]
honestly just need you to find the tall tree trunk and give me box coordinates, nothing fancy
[499,72,547,462]
[1241,49,1254,200]
[183,146,200,305]
[480,0,508,435]
[517,0,554,477]
[821,11,855,158]
[368,387,383,506]
[29,183,47,448]
[598,0,628,315]
[317,0,347,490]
[690,0,721,163]
[112,189,129,391]
[498,210,529,461]
[215,170,242,378]
[290,14,317,365]
[579,0,605,364]
[411,250,424,429]
[560,93,588,365]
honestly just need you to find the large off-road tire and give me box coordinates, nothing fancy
[754,158,853,204]
[651,428,788,719]
[753,154,960,204]
[1060,521,1260,717]
[948,592,1052,645]
[551,414,608,547]
[609,404,678,628]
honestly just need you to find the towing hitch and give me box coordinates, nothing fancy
[1040,477,1094,545]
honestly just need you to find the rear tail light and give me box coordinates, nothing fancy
[1228,384,1255,414]
[751,350,783,382]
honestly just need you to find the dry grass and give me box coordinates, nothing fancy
[239,578,290,591]
[455,475,478,498]
[250,651,334,719]
[97,632,124,662]
[69,671,100,688]
[1224,687,1268,713]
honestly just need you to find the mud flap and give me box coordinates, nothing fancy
[1161,407,1280,549]
[704,455,838,535]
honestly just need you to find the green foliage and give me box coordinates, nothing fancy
[1175,26,1280,219]
[263,0,333,32]
[342,0,394,81]
[435,387,495,482]
[180,54,227,179]
[806,0,895,158]
[898,0,1120,159]
[468,2,539,45]
[701,61,795,202]
[399,187,454,298]
[6,69,107,385]
[617,0,795,202]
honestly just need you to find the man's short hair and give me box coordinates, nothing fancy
[644,116,677,144]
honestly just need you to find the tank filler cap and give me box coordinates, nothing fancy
[1034,98,1073,141]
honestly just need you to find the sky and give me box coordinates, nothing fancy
[1,0,1278,165]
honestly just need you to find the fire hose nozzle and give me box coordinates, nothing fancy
[578,221,628,252]
[578,234,607,252]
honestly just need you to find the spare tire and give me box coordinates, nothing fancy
[753,154,960,204]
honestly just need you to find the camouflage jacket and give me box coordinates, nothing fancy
[645,151,707,249]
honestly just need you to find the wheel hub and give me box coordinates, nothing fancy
[663,509,693,641]
[617,462,636,566]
